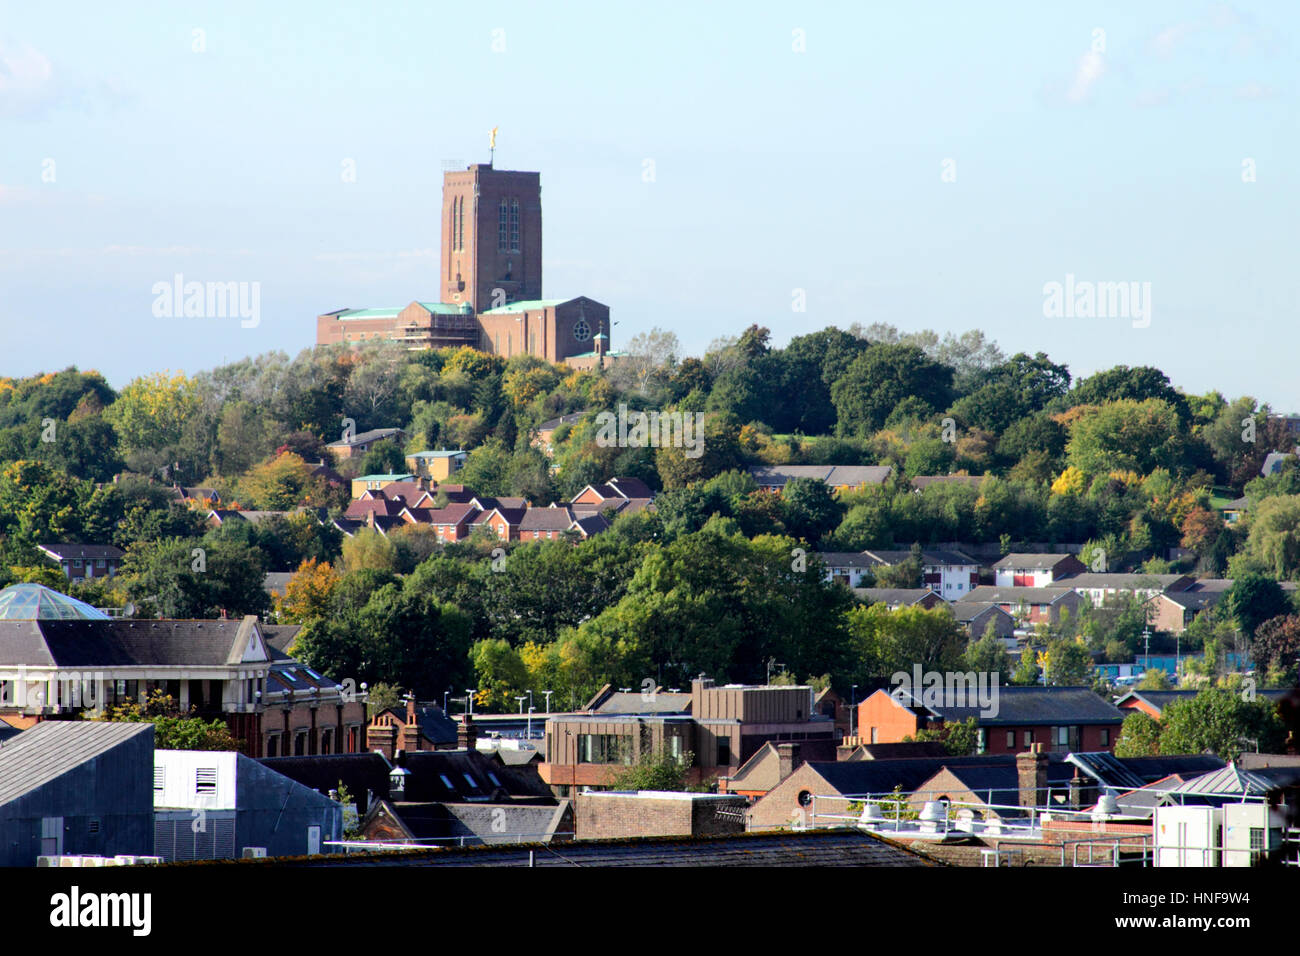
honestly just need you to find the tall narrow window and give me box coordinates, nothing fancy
[499,198,509,251]
[457,197,465,251]
[510,199,520,251]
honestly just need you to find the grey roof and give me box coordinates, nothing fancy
[593,692,693,715]
[1062,573,1191,590]
[258,753,393,811]
[0,721,153,806]
[1171,764,1300,796]
[285,828,931,867]
[889,686,1125,726]
[748,465,892,488]
[536,413,586,432]
[326,427,404,448]
[1262,451,1294,476]
[810,754,1076,797]
[853,588,941,607]
[1115,689,1288,715]
[1066,751,1226,789]
[949,602,1011,623]
[992,553,1080,570]
[37,543,125,561]
[444,801,571,844]
[815,552,879,570]
[962,585,1079,605]
[263,572,295,596]
[1158,590,1224,612]
[864,549,977,567]
[0,617,267,668]
[519,508,577,532]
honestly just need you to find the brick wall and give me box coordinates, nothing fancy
[576,793,748,840]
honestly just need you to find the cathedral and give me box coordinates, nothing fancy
[316,160,611,369]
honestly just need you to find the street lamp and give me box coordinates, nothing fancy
[443,690,450,713]
[527,689,534,711]
[527,705,535,738]
[542,689,553,713]
[515,695,527,715]
[465,689,476,716]
[850,684,858,740]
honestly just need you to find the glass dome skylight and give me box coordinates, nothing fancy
[0,583,110,620]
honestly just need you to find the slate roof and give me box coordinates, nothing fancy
[520,507,577,532]
[1065,752,1226,790]
[853,588,941,607]
[398,750,553,802]
[992,553,1079,570]
[286,828,931,867]
[258,752,394,812]
[864,549,977,567]
[1115,689,1289,715]
[962,585,1078,605]
[326,427,404,448]
[949,602,1011,623]
[1062,573,1192,591]
[815,552,878,569]
[536,413,586,432]
[889,686,1125,726]
[748,465,892,488]
[0,616,272,668]
[0,721,153,806]
[37,543,125,561]
[808,754,1076,797]
[592,691,693,715]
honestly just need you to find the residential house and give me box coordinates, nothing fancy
[532,413,586,457]
[951,602,1016,641]
[960,585,1085,627]
[852,588,947,610]
[325,427,406,460]
[259,751,395,816]
[153,749,343,860]
[422,503,482,542]
[0,721,155,866]
[748,464,892,494]
[405,449,467,482]
[519,506,581,541]
[992,553,1087,587]
[1221,496,1249,525]
[366,696,459,759]
[36,543,124,581]
[856,686,1125,754]
[1063,572,1194,605]
[863,549,980,598]
[471,504,528,541]
[816,552,878,587]
[349,473,419,499]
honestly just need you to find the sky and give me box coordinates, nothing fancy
[1,1,1296,408]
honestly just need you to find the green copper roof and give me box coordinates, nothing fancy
[479,299,569,315]
[336,301,463,319]
[0,583,110,620]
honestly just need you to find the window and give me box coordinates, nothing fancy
[1055,726,1068,746]
[320,728,332,755]
[577,733,628,764]
[717,734,731,767]
[195,768,217,794]
[1005,731,1015,748]
[498,198,509,250]
[487,772,502,787]
[439,774,456,790]
[1023,730,1033,746]
[1100,729,1110,747]
[797,790,813,807]
[73,559,82,568]
[266,734,279,757]
[510,199,520,251]
[294,732,306,756]
[1250,827,1266,863]
[462,773,479,790]
[976,728,986,754]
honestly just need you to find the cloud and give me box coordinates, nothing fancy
[1152,22,1197,58]
[1235,82,1276,100]
[1066,51,1106,103]
[0,41,55,117]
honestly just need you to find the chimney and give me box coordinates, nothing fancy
[776,742,802,782]
[458,715,477,753]
[402,693,422,753]
[1017,743,1049,809]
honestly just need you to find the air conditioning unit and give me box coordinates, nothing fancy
[113,855,161,866]
[36,856,57,867]
[241,847,267,859]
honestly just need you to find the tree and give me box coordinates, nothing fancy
[1065,399,1187,477]
[275,558,340,625]
[963,625,1013,683]
[103,371,200,453]
[99,691,240,751]
[359,440,407,477]
[906,716,979,756]
[1222,573,1292,638]
[607,747,696,791]
[1114,711,1162,758]
[1252,614,1300,676]
[779,477,843,543]
[1038,639,1092,686]
[1234,495,1300,581]
[119,536,270,618]
[341,527,398,574]
[471,638,529,710]
[830,345,955,437]
[844,602,967,684]
[238,451,329,510]
[1159,688,1286,760]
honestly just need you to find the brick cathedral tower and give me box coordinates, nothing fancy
[441,164,543,313]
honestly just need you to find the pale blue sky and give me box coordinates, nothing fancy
[1,1,1295,408]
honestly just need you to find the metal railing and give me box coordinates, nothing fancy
[326,831,575,853]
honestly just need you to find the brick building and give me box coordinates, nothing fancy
[317,161,613,367]
[575,791,749,840]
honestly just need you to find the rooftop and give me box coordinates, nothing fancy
[0,584,110,621]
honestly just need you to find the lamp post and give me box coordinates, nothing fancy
[443,690,450,713]
[465,689,476,716]
[850,684,858,740]
[515,695,526,715]
[542,689,554,713]
[527,705,535,738]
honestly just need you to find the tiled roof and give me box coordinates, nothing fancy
[0,617,269,668]
[992,553,1079,570]
[326,428,405,448]
[890,686,1124,726]
[963,585,1078,605]
[748,465,892,487]
[853,588,940,606]
[37,543,125,561]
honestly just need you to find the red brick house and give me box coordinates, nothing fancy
[856,686,1125,755]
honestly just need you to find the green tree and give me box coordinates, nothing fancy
[607,747,696,791]
[103,371,200,453]
[830,344,955,437]
[1158,688,1286,760]
[1114,711,1162,758]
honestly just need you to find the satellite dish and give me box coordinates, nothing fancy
[122,602,136,618]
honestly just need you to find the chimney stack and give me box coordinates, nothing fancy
[458,715,477,753]
[402,693,422,753]
[775,742,802,782]
[1016,743,1049,809]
